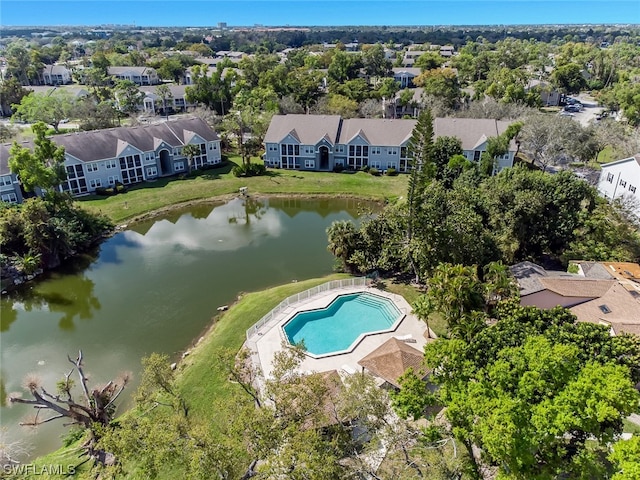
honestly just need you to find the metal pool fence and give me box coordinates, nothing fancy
[245,277,369,340]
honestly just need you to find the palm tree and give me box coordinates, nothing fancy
[483,260,517,312]
[412,295,433,338]
[326,220,358,273]
[182,144,201,175]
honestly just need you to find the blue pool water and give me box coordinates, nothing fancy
[283,293,402,355]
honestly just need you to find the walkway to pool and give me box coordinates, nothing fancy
[245,278,433,383]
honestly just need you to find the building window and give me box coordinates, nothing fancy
[387,147,397,155]
[387,161,395,169]
[335,145,345,153]
[304,159,315,169]
[105,159,117,169]
[89,179,102,189]
[146,166,158,177]
[174,162,185,172]
[371,147,381,155]
[1,192,17,203]
[606,173,614,183]
[473,150,481,162]
[86,163,99,172]
[64,164,88,195]
[0,175,13,186]
[400,147,408,158]
[348,145,369,169]
[119,154,144,185]
[619,179,627,188]
[630,185,637,194]
[280,144,300,169]
[107,175,119,185]
[370,161,381,169]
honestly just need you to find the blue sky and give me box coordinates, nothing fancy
[1,1,639,27]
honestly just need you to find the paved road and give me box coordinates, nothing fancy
[561,92,605,127]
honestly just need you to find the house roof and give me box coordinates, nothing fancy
[108,66,156,75]
[571,282,640,333]
[358,338,426,388]
[264,115,519,151]
[339,118,416,146]
[140,84,189,98]
[509,261,575,296]
[0,118,219,168]
[599,154,640,170]
[392,67,421,77]
[263,114,342,145]
[538,277,616,298]
[434,118,515,152]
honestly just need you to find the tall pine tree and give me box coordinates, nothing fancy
[405,109,435,282]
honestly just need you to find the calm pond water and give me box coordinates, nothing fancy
[0,196,369,458]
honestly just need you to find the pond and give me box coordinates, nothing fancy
[0,196,370,459]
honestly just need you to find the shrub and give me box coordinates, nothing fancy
[361,165,370,173]
[95,187,116,196]
[232,163,267,177]
[369,168,380,176]
[333,164,345,173]
[385,168,398,176]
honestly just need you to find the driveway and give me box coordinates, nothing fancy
[567,93,605,127]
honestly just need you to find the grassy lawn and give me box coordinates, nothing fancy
[376,277,448,338]
[77,155,408,224]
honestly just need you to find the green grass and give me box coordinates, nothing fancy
[373,277,448,338]
[596,145,616,165]
[623,418,640,435]
[77,155,408,224]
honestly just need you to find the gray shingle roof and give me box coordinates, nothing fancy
[0,118,218,169]
[263,114,342,145]
[339,118,416,146]
[434,118,514,151]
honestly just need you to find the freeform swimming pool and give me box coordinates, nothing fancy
[282,292,403,356]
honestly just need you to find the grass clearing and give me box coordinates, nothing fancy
[77,155,408,224]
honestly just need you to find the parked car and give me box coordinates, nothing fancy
[564,105,581,113]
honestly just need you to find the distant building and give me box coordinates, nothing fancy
[263,115,516,174]
[598,154,640,218]
[0,117,221,203]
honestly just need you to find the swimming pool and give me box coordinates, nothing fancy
[282,292,404,356]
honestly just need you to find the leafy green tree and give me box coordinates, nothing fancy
[0,78,30,116]
[432,135,463,180]
[414,68,460,108]
[414,51,444,71]
[185,63,235,114]
[155,57,187,83]
[361,43,391,78]
[552,62,587,94]
[114,79,144,116]
[390,368,434,420]
[9,121,66,193]
[11,90,76,133]
[425,305,640,479]
[609,437,640,480]
[327,50,361,83]
[73,97,118,131]
[286,67,325,112]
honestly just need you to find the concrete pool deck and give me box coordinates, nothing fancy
[247,285,432,381]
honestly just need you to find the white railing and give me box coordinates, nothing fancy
[246,277,368,340]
